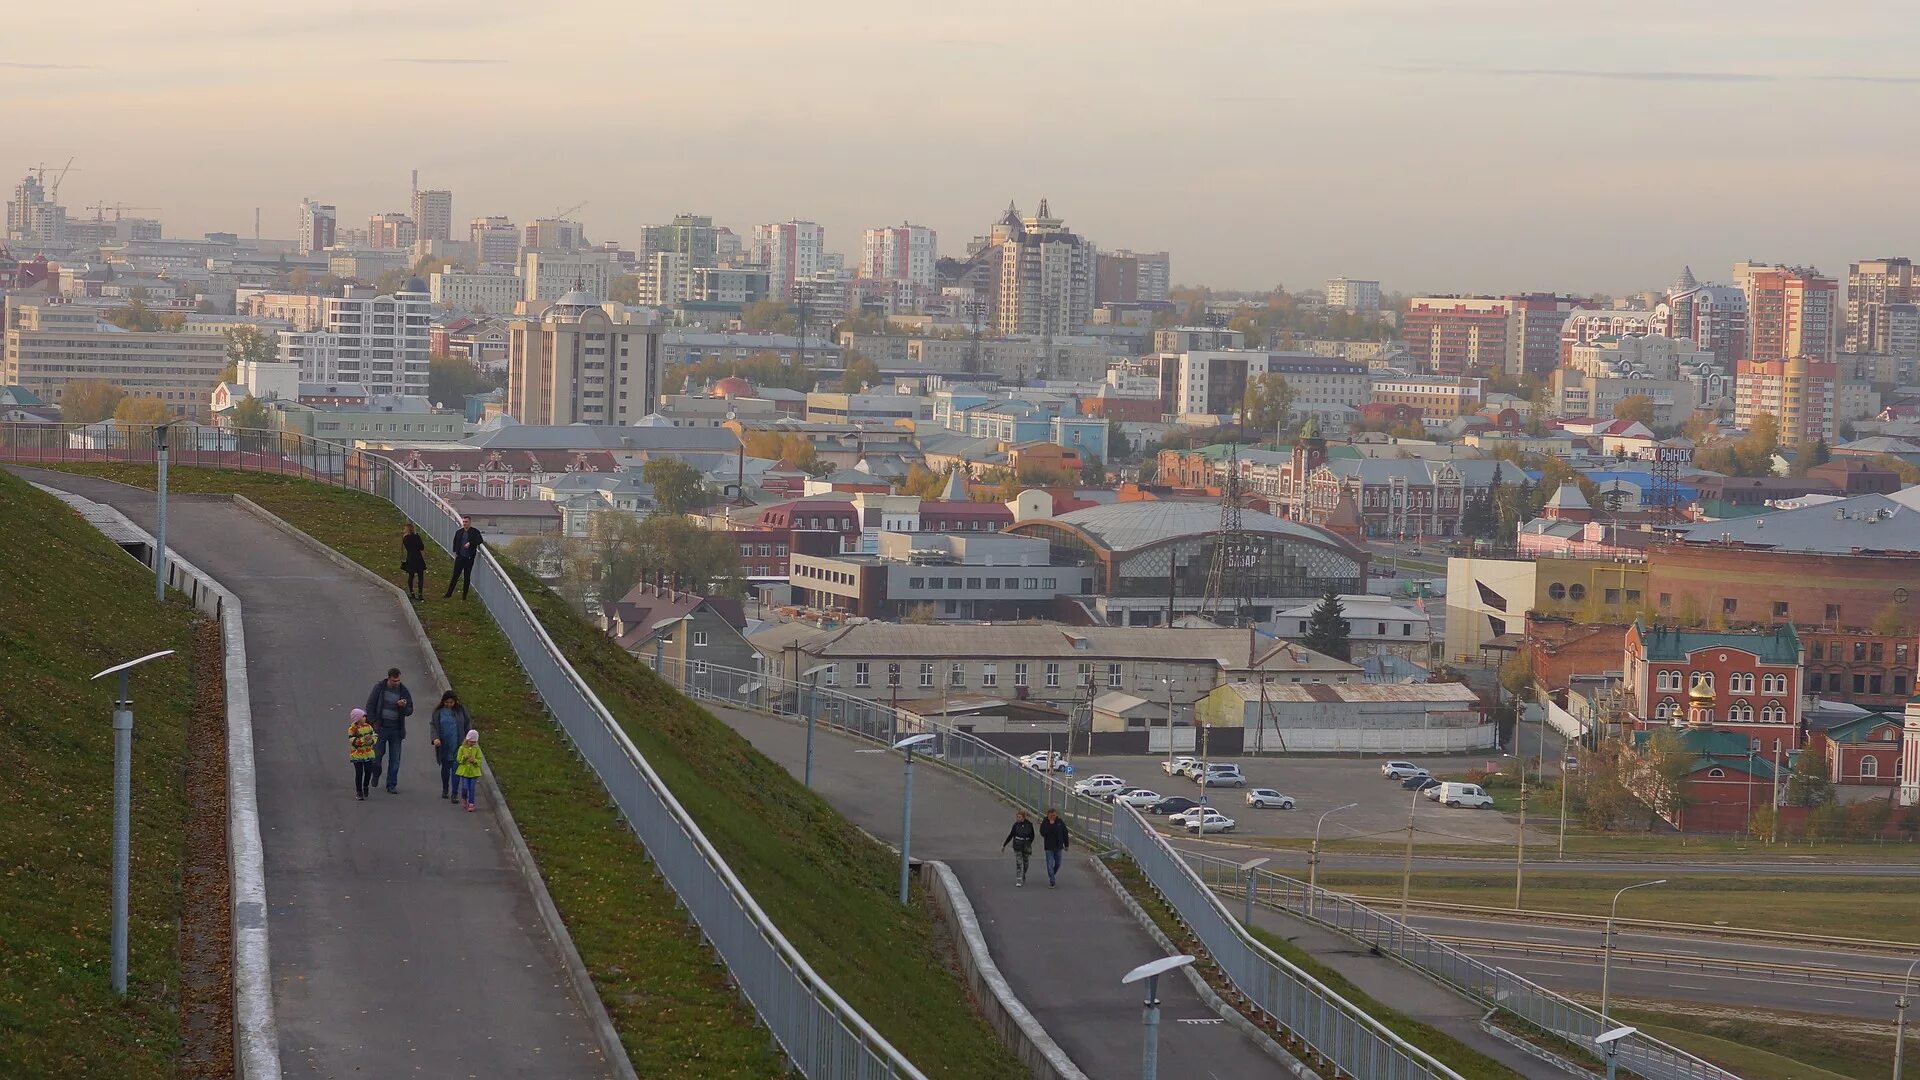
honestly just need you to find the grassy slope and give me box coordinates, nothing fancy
[0,469,200,1077]
[1613,1007,1887,1080]
[49,465,1018,1077]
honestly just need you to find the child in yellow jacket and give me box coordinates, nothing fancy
[347,708,378,801]
[455,729,484,811]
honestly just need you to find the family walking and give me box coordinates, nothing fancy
[351,668,484,808]
[397,517,486,603]
[1001,808,1070,888]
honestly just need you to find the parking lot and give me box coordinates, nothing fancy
[1057,750,1551,848]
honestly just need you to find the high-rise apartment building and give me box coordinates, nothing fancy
[989,200,1095,337]
[4,302,226,418]
[410,189,453,256]
[862,224,937,287]
[755,220,826,301]
[1745,264,1837,365]
[641,214,720,304]
[368,212,417,251]
[1663,268,1748,364]
[7,172,66,248]
[1846,257,1915,354]
[1507,294,1595,377]
[1735,357,1836,444]
[507,288,662,426]
[468,216,520,267]
[524,218,585,254]
[1096,249,1171,305]
[323,280,432,397]
[298,199,337,256]
[1401,297,1512,378]
[1325,278,1381,312]
[523,250,620,303]
[430,269,523,314]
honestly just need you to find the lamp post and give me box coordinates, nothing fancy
[1515,771,1528,910]
[153,424,170,600]
[1558,730,1572,857]
[1596,1025,1637,1080]
[1309,802,1357,918]
[800,664,833,788]
[859,734,936,904]
[1600,879,1665,1024]
[1400,787,1421,921]
[90,649,177,995]
[1122,954,1197,1080]
[1238,856,1270,928]
[1161,675,1176,771]
[1896,958,1920,1080]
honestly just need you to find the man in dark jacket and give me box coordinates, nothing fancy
[444,516,485,599]
[1002,811,1036,886]
[1039,808,1070,887]
[364,667,414,793]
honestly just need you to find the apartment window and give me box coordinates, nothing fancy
[1808,673,1823,692]
[1871,642,1885,662]
[887,663,901,687]
[909,576,925,588]
[1078,662,1092,686]
[740,543,753,557]
[821,664,837,687]
[1659,592,1672,609]
[1900,644,1911,665]
[1046,663,1061,688]
[1402,623,1414,636]
[967,577,982,590]
[1722,598,1738,616]
[1897,674,1910,696]
[1014,662,1029,686]
[986,578,1001,589]
[950,662,965,687]
[1042,577,1057,590]
[1871,674,1884,695]
[1108,663,1123,688]
[982,664,998,687]
[919,663,935,688]
[1605,589,1621,606]
[692,631,708,647]
[1811,641,1825,660]
[692,660,708,675]
[1023,577,1039,590]
[1854,642,1868,662]
[1854,674,1867,694]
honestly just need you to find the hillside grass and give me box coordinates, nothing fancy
[0,468,202,1077]
[44,464,1018,1077]
[1612,1006,1888,1080]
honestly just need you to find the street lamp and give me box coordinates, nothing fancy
[90,649,177,995]
[1400,787,1422,921]
[1238,856,1270,928]
[858,733,937,904]
[1121,954,1197,1080]
[1308,802,1357,917]
[1896,958,1920,1079]
[800,663,834,788]
[1600,879,1665,1023]
[153,423,170,600]
[1161,675,1176,771]
[1596,1024,1637,1080]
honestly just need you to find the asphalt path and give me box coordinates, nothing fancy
[708,704,1291,1079]
[22,469,608,1078]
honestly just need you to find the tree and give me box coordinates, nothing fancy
[1079,454,1107,486]
[1789,438,1830,476]
[634,514,744,597]
[1612,393,1656,425]
[103,300,183,333]
[230,396,275,431]
[1300,591,1351,661]
[902,603,938,625]
[900,463,953,499]
[1497,651,1535,703]
[1640,729,1694,828]
[223,325,279,382]
[428,355,499,406]
[740,300,797,334]
[585,510,651,611]
[1783,746,1834,808]
[113,396,170,426]
[61,380,125,424]
[608,274,643,305]
[643,457,709,517]
[839,354,882,393]
[1242,373,1295,434]
[1460,488,1497,540]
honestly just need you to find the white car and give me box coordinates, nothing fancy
[1245,788,1295,809]
[1381,760,1425,780]
[1023,750,1071,772]
[1196,764,1247,788]
[1167,804,1210,827]
[1186,810,1238,834]
[1162,757,1198,777]
[1114,788,1163,808]
[1073,775,1127,798]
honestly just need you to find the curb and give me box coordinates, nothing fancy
[1088,856,1320,1080]
[229,494,638,1080]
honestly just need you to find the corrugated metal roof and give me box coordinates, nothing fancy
[1045,500,1348,553]
[1215,681,1480,704]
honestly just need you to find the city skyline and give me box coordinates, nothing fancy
[5,0,1919,294]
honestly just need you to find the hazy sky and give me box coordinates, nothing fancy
[7,0,1918,295]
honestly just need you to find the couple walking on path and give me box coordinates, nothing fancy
[347,667,484,807]
[400,517,486,601]
[1001,808,1070,887]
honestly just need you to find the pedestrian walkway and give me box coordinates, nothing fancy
[18,469,608,1078]
[710,705,1290,1079]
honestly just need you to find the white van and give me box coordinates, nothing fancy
[1437,782,1494,809]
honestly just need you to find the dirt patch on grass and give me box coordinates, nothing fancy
[177,619,233,1080]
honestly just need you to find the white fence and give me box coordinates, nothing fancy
[1247,724,1499,754]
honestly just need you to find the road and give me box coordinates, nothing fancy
[707,704,1293,1079]
[22,469,609,1078]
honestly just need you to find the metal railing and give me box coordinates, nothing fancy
[0,422,925,1080]
[648,654,1464,1080]
[1182,853,1740,1080]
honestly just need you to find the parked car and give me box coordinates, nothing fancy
[1146,796,1201,817]
[1563,755,1580,772]
[1023,750,1071,772]
[1401,774,1440,791]
[1438,782,1495,809]
[1162,757,1198,777]
[1424,783,1444,800]
[1245,788,1295,809]
[1073,775,1127,798]
[1196,764,1248,787]
[1381,760,1426,780]
[1115,788,1164,808]
[1167,802,1214,827]
[1186,810,1238,834]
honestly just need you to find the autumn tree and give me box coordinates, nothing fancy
[1079,454,1107,486]
[428,355,499,406]
[740,300,797,334]
[1640,730,1695,828]
[104,300,183,333]
[1242,373,1295,434]
[1612,393,1656,425]
[643,456,709,516]
[230,396,275,431]
[61,380,126,424]
[608,274,644,305]
[900,463,953,499]
[113,396,171,426]
[839,354,882,393]
[222,325,279,382]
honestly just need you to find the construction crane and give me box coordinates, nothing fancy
[86,203,159,224]
[551,201,586,220]
[32,158,77,202]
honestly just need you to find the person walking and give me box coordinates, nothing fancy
[347,708,378,800]
[363,667,414,794]
[444,516,485,599]
[1039,807,1070,888]
[401,523,428,601]
[1002,810,1036,886]
[454,730,484,812]
[430,690,471,801]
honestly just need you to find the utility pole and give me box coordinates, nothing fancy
[153,424,170,600]
[1558,730,1571,857]
[1400,787,1418,921]
[1515,772,1528,910]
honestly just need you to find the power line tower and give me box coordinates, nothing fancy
[1649,439,1692,525]
[1200,404,1253,626]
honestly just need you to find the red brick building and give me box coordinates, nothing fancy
[1813,714,1905,788]
[1402,297,1512,378]
[1624,620,1803,755]
[395,447,619,499]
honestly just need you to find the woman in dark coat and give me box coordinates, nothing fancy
[430,690,472,801]
[401,523,428,601]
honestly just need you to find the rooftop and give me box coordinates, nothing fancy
[759,622,1361,670]
[1676,491,1920,554]
[1631,619,1801,665]
[1043,500,1352,554]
